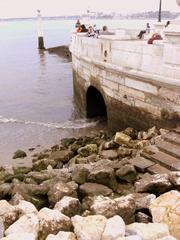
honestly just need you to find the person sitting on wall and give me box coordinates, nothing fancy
[147,33,163,44]
[80,24,88,33]
[87,25,95,37]
[99,25,115,35]
[75,19,81,28]
[137,22,150,39]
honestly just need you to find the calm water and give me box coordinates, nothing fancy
[0,18,156,165]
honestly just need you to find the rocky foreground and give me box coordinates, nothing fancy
[0,126,179,240]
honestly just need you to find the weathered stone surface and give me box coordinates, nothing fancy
[169,171,180,189]
[32,159,56,171]
[0,216,4,238]
[118,146,134,158]
[71,165,91,184]
[102,215,125,240]
[114,132,132,145]
[135,212,152,223]
[16,200,38,216]
[78,144,98,157]
[116,164,137,183]
[50,150,74,163]
[88,166,118,191]
[150,190,180,239]
[72,215,107,240]
[0,183,12,199]
[126,223,170,240]
[132,193,156,211]
[90,195,135,224]
[5,213,39,238]
[54,196,82,217]
[1,232,36,240]
[13,150,27,159]
[79,183,113,197]
[135,174,172,195]
[48,182,76,207]
[46,231,77,240]
[38,208,72,240]
[26,171,51,184]
[0,200,18,229]
[100,149,118,160]
[103,140,119,150]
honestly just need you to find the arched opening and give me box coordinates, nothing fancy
[86,86,107,119]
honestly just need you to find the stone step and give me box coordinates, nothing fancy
[150,151,180,171]
[128,156,155,173]
[157,140,180,160]
[147,164,171,174]
[162,132,180,146]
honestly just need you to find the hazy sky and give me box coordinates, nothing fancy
[0,0,179,18]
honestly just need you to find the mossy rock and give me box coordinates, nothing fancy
[13,150,27,159]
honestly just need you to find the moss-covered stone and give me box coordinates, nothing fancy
[13,150,27,159]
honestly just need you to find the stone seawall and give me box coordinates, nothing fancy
[70,34,180,131]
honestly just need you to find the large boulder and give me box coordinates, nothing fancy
[5,214,39,238]
[48,181,76,207]
[0,200,18,229]
[114,132,132,145]
[79,183,113,197]
[15,200,38,216]
[71,165,91,184]
[116,164,137,183]
[102,215,125,240]
[38,208,72,240]
[46,231,76,240]
[99,150,118,160]
[150,190,180,239]
[0,183,12,199]
[13,150,27,159]
[1,232,36,240]
[54,196,82,217]
[169,172,180,190]
[77,144,98,157]
[126,223,170,240]
[50,150,74,163]
[135,174,172,195]
[132,193,156,211]
[32,159,56,171]
[88,166,118,191]
[72,215,107,240]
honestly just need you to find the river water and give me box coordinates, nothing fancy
[0,18,156,165]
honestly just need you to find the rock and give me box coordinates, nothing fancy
[72,215,107,240]
[150,190,180,239]
[116,164,137,183]
[16,200,38,216]
[50,150,74,163]
[32,159,56,171]
[135,212,152,223]
[26,171,51,184]
[142,126,158,140]
[169,172,180,190]
[0,217,4,238]
[99,150,118,160]
[115,195,136,224]
[38,208,72,240]
[88,166,118,191]
[61,138,77,148]
[79,183,113,197]
[5,213,39,238]
[1,232,36,240]
[46,231,76,240]
[13,150,27,159]
[9,193,24,205]
[0,183,12,199]
[13,167,31,175]
[91,194,135,223]
[114,132,132,145]
[48,181,76,207]
[54,196,82,217]
[126,223,170,240]
[132,193,156,211]
[102,215,125,240]
[103,140,119,150]
[47,169,71,182]
[71,165,91,184]
[135,174,172,195]
[118,147,133,158]
[78,144,98,157]
[0,200,18,229]
[123,127,137,139]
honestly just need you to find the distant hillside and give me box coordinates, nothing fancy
[126,11,179,19]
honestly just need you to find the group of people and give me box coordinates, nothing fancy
[75,19,115,37]
[137,20,170,44]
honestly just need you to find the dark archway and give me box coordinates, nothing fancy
[86,86,107,118]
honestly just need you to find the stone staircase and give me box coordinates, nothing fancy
[130,127,180,174]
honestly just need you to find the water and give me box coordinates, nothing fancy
[0,18,157,165]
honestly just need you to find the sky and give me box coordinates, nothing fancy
[0,0,179,18]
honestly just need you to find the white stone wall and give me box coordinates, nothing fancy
[70,34,180,118]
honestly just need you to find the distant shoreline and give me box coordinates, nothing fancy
[0,10,179,22]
